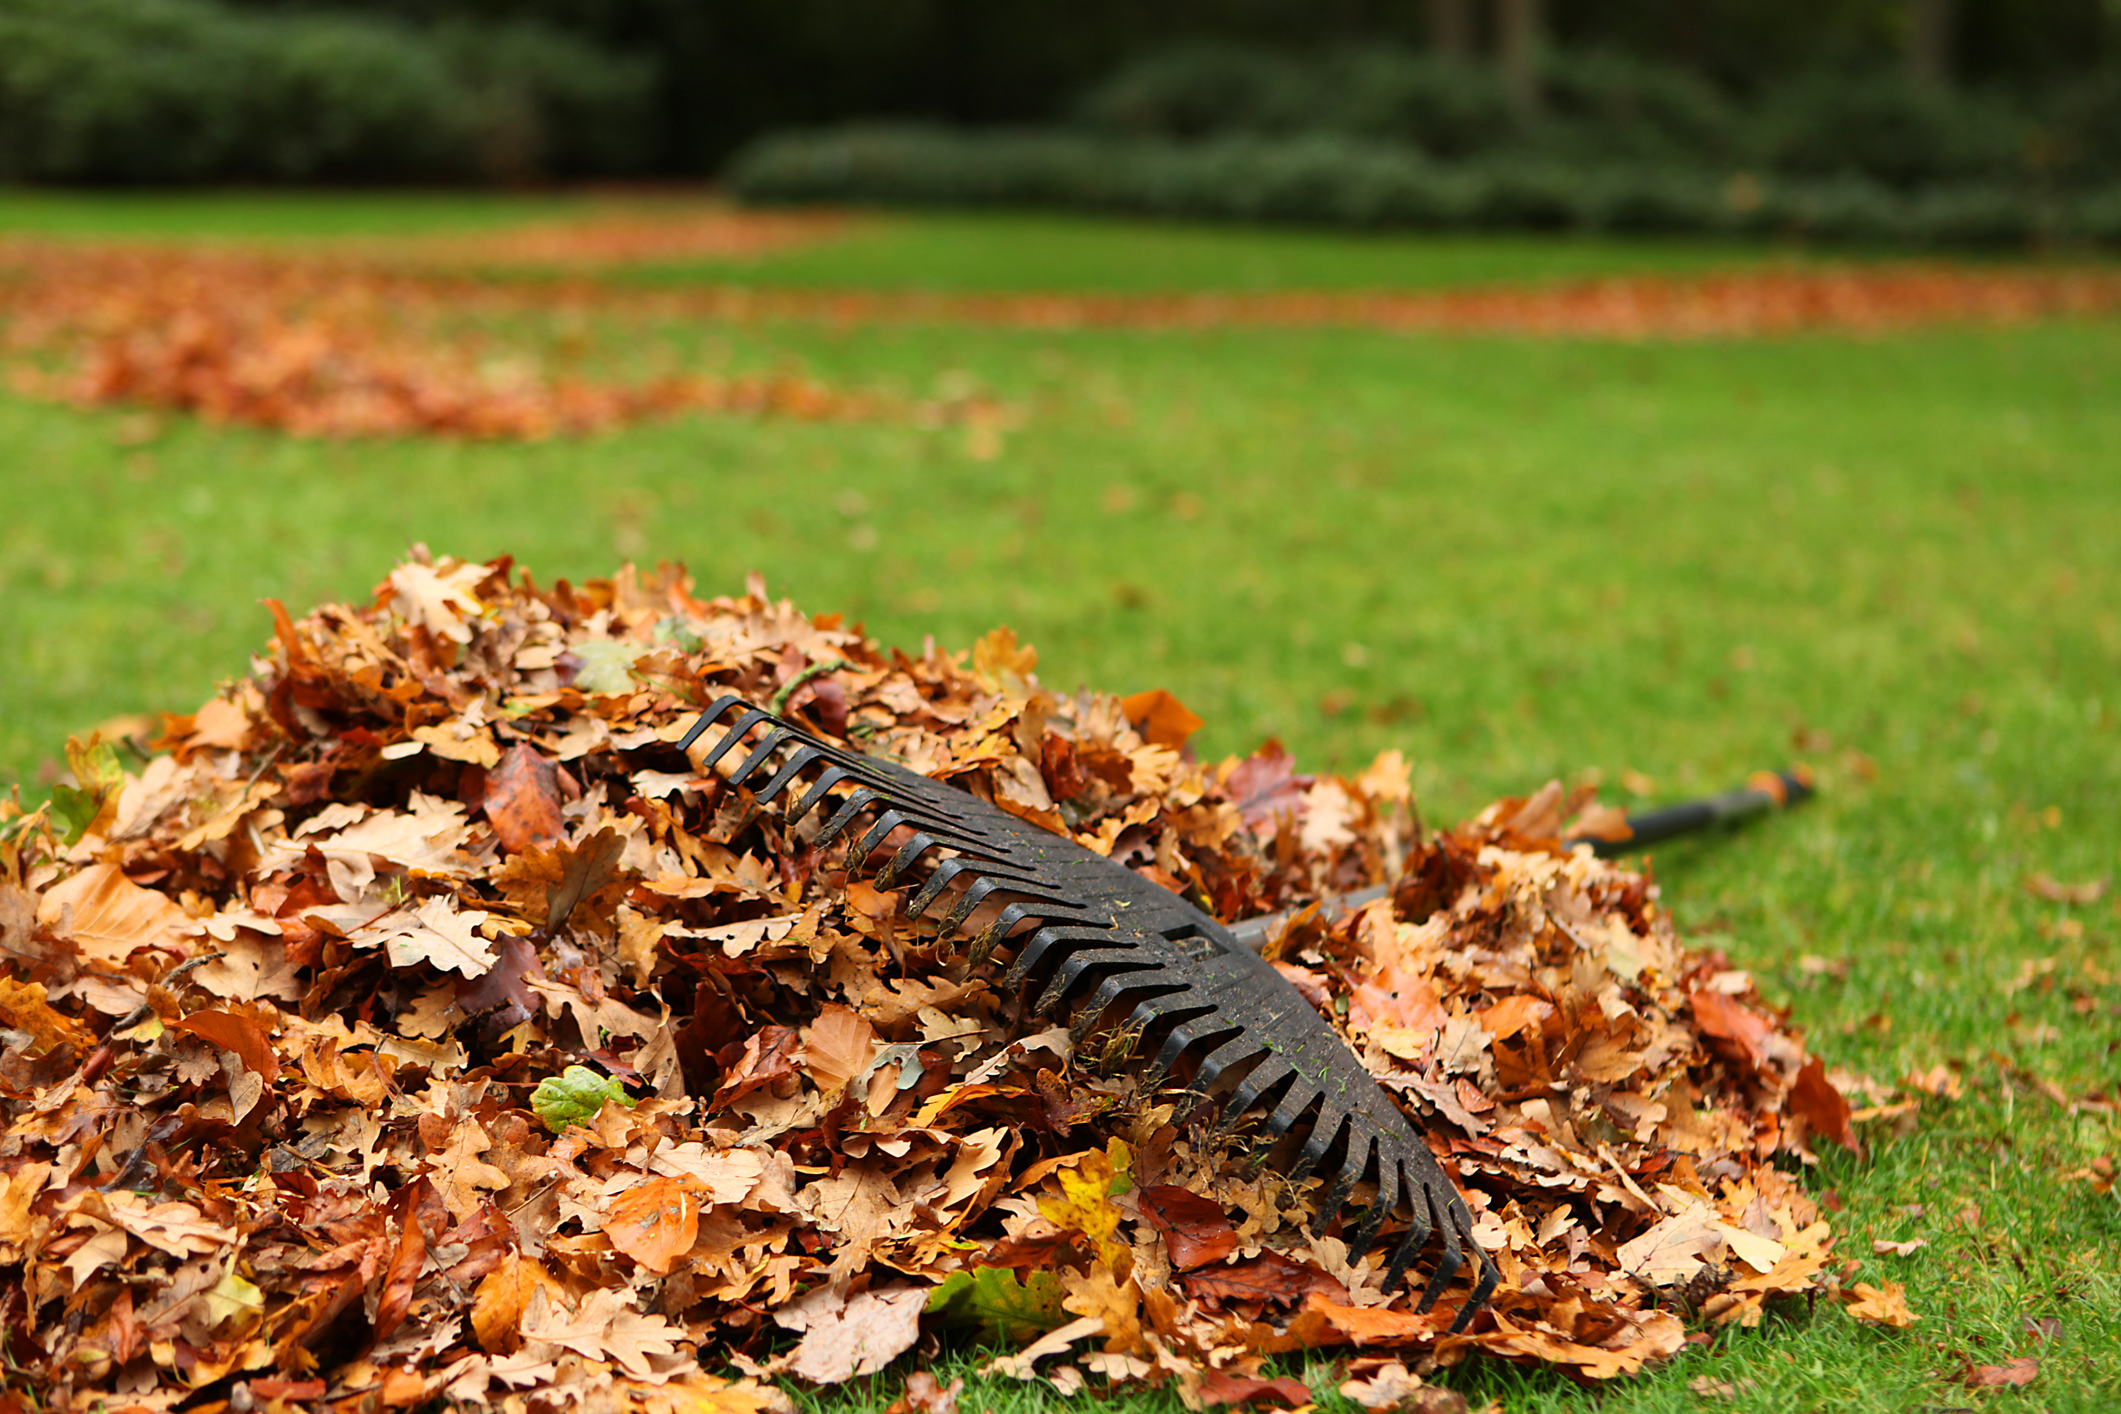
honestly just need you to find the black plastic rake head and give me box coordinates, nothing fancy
[674,693,1500,1331]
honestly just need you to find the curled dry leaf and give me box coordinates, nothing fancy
[0,553,1859,1412]
[1962,1357,2039,1388]
[1841,1281,1920,1328]
[884,1371,964,1414]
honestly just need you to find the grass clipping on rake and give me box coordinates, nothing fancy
[0,554,1854,1412]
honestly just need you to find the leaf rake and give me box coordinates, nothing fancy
[675,693,1500,1331]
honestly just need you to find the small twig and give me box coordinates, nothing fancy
[105,951,226,1036]
[770,658,849,716]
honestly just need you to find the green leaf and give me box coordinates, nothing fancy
[48,784,101,847]
[52,735,125,846]
[531,1064,634,1133]
[924,1265,1069,1346]
[569,639,643,694]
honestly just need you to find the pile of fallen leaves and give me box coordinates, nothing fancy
[1,554,1891,1414]
[0,242,1005,442]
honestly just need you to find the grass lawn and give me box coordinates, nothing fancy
[1,194,2117,1410]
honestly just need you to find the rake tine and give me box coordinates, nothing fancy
[1045,941,1165,1005]
[1218,1057,1297,1138]
[695,708,777,771]
[817,788,886,849]
[1006,926,1087,991]
[1344,1140,1394,1253]
[903,856,984,924]
[1308,1139,1362,1233]
[877,832,943,889]
[942,873,1042,935]
[674,695,750,754]
[1071,971,1182,1043]
[974,899,1052,970]
[726,733,788,789]
[1289,1105,1346,1184]
[1149,1018,1217,1081]
[789,764,858,825]
[1412,1185,1466,1315]
[853,810,916,861]
[1454,1241,1500,1334]
[1382,1168,1433,1294]
[1041,954,1157,1021]
[1188,1032,1264,1096]
[754,742,827,803]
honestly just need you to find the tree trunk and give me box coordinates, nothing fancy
[1426,0,1474,60]
[1498,0,1544,118]
[1908,0,1954,90]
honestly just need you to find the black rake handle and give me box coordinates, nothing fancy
[1228,767,1815,953]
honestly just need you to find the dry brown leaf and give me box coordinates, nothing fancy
[36,861,194,962]
[1962,1357,2038,1388]
[1841,1281,1919,1328]
[779,1286,926,1384]
[605,1175,704,1275]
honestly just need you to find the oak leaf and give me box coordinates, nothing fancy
[776,1286,926,1384]
[37,862,194,963]
[1841,1280,1919,1328]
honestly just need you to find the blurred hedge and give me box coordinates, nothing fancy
[733,125,2121,247]
[727,43,2121,246]
[0,0,654,182]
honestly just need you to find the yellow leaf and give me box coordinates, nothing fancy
[201,1265,264,1328]
[1039,1144,1131,1269]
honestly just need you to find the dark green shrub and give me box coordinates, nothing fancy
[1746,71,2032,189]
[1902,184,2048,246]
[1586,166,1725,233]
[1304,47,1518,159]
[431,19,656,179]
[2043,68,2121,188]
[1531,49,1740,166]
[2068,186,2121,244]
[242,12,471,181]
[1071,41,1320,139]
[725,121,2085,249]
[0,0,653,182]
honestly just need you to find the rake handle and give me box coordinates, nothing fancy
[1229,767,1813,953]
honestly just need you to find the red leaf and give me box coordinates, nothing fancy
[171,1009,278,1082]
[1193,1370,1313,1409]
[1139,1185,1240,1270]
[1183,1250,1347,1310]
[712,1026,801,1108]
[1690,990,1771,1073]
[1226,743,1305,828]
[374,1179,436,1341]
[484,744,563,854]
[1963,1357,2038,1388]
[1788,1055,1858,1150]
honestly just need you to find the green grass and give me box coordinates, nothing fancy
[626,209,1801,293]
[2,195,2117,1410]
[5,187,1833,289]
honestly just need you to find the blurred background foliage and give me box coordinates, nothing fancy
[4,0,2121,242]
